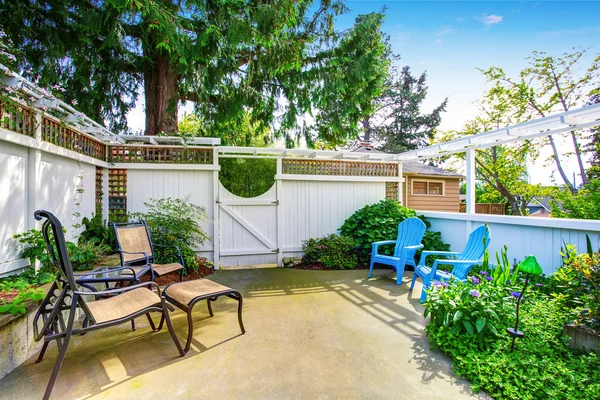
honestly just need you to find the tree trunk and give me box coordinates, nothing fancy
[547,135,577,193]
[361,116,372,143]
[144,55,179,136]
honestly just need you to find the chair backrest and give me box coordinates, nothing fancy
[452,225,491,279]
[34,210,93,318]
[394,217,427,257]
[110,221,154,265]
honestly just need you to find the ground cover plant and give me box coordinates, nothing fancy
[423,248,600,399]
[129,197,210,272]
[0,269,54,315]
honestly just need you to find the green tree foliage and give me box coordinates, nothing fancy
[0,1,389,144]
[479,48,600,192]
[360,63,447,153]
[551,179,600,219]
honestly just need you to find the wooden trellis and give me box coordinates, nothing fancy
[108,146,213,164]
[108,169,127,222]
[41,117,106,160]
[95,167,103,216]
[282,159,398,177]
[0,101,35,137]
[385,182,399,200]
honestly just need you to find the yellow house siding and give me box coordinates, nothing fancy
[404,176,460,212]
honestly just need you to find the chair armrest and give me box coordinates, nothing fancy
[371,240,396,256]
[430,259,480,281]
[118,250,150,264]
[418,251,460,266]
[74,266,137,277]
[404,244,424,250]
[74,281,160,297]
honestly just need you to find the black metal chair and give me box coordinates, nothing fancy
[32,210,182,400]
[109,221,185,282]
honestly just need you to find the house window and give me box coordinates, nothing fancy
[412,180,444,196]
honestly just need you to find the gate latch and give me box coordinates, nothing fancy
[271,200,279,205]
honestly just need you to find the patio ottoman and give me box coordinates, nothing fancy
[162,279,245,354]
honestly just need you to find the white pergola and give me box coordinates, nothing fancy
[3,62,600,214]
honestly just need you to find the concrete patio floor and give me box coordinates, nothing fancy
[0,268,485,399]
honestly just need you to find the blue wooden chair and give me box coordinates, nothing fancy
[369,217,426,284]
[409,225,490,302]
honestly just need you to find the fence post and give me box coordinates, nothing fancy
[398,162,403,205]
[26,113,43,271]
[276,157,284,267]
[212,148,220,270]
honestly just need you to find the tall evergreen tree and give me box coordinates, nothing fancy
[359,63,447,153]
[0,1,389,144]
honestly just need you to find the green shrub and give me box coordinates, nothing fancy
[78,213,116,252]
[13,228,99,272]
[423,264,600,399]
[302,234,358,269]
[339,199,450,260]
[129,197,210,272]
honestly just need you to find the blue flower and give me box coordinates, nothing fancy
[470,290,481,298]
[440,281,449,288]
[469,276,480,285]
[510,291,521,298]
[485,276,493,282]
[535,283,542,287]
[480,271,489,276]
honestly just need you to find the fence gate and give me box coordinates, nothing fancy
[217,182,279,267]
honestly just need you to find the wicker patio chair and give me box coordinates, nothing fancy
[32,210,181,400]
[109,221,185,282]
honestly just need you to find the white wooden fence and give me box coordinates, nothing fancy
[2,113,600,276]
[0,121,400,274]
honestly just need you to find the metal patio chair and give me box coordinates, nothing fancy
[409,224,491,302]
[110,221,185,282]
[32,210,182,400]
[368,217,426,284]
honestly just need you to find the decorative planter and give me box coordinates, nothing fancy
[563,324,600,354]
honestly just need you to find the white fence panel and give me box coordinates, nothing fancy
[0,141,28,271]
[281,180,386,253]
[420,211,600,275]
[126,169,215,258]
[39,152,96,239]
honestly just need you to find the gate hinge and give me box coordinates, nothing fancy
[272,248,279,253]
[271,200,279,205]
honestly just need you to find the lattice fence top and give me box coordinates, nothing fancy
[108,146,213,164]
[282,158,399,177]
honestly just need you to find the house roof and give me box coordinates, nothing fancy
[353,145,464,178]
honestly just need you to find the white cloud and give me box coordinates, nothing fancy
[434,39,444,44]
[478,14,503,26]
[395,31,411,46]
[456,17,464,23]
[436,27,454,37]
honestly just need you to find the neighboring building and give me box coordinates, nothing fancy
[353,144,463,212]
[526,196,552,217]
[402,161,463,212]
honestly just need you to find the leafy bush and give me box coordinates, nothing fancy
[129,197,210,272]
[553,246,600,334]
[302,234,358,269]
[13,228,99,272]
[423,262,600,399]
[339,199,450,260]
[78,213,116,252]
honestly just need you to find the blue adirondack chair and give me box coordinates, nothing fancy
[409,225,490,302]
[369,217,426,284]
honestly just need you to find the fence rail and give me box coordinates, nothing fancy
[108,145,213,164]
[282,158,398,177]
[0,101,35,137]
[459,203,506,215]
[42,116,107,160]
